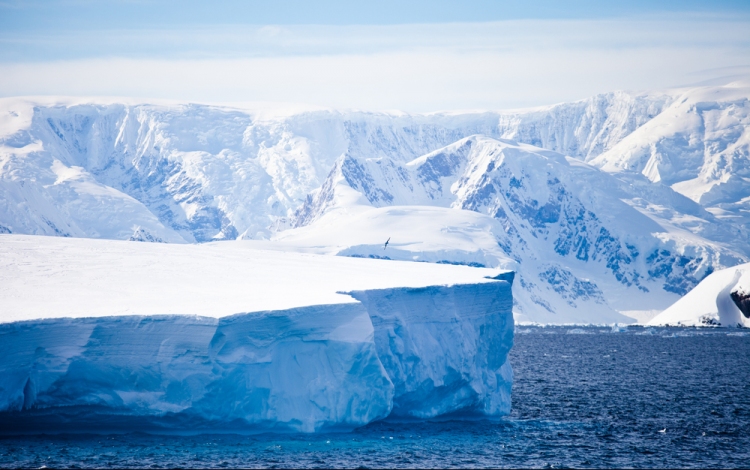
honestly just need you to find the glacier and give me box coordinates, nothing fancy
[1,81,749,323]
[0,235,513,433]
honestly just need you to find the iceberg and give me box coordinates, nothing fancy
[649,262,750,328]
[0,234,514,433]
[350,283,513,419]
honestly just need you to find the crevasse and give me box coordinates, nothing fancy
[0,280,513,433]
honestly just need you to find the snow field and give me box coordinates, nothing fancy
[0,234,504,323]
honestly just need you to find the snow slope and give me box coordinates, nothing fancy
[0,234,513,432]
[268,204,518,270]
[292,135,746,323]
[648,263,750,328]
[1,83,748,323]
[0,97,509,242]
[589,82,750,231]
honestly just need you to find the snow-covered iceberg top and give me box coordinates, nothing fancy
[0,234,507,323]
[0,234,514,433]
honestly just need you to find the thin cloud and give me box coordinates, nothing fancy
[0,16,748,111]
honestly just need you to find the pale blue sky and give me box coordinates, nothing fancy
[1,1,749,111]
[2,1,749,30]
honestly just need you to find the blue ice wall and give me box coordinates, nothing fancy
[0,280,513,433]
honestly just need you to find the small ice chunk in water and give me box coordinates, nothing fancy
[567,328,589,335]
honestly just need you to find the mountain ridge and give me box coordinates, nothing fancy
[289,134,746,322]
[2,82,748,322]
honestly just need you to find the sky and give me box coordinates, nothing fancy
[0,0,749,112]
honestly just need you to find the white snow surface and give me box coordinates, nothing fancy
[649,263,750,328]
[291,134,746,323]
[589,82,750,230]
[267,204,518,270]
[0,234,503,323]
[1,82,749,324]
[0,234,513,432]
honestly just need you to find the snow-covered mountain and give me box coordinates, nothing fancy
[1,81,748,322]
[588,83,750,233]
[492,82,750,235]
[291,135,746,323]
[0,97,509,242]
[495,90,674,161]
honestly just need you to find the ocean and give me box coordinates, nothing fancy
[2,326,748,468]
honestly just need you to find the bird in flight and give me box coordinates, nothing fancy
[384,237,390,250]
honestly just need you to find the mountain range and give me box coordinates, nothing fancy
[1,81,748,322]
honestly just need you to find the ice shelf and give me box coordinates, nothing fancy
[0,235,514,432]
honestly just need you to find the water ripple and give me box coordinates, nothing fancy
[1,327,748,468]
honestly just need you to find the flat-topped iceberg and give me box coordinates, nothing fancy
[0,235,514,433]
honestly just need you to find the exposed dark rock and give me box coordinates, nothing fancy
[129,227,165,243]
[730,289,750,319]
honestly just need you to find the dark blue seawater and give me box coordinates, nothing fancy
[2,326,749,468]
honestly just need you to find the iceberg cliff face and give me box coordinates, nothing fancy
[0,282,512,433]
[0,306,391,433]
[0,235,514,433]
[350,283,513,419]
